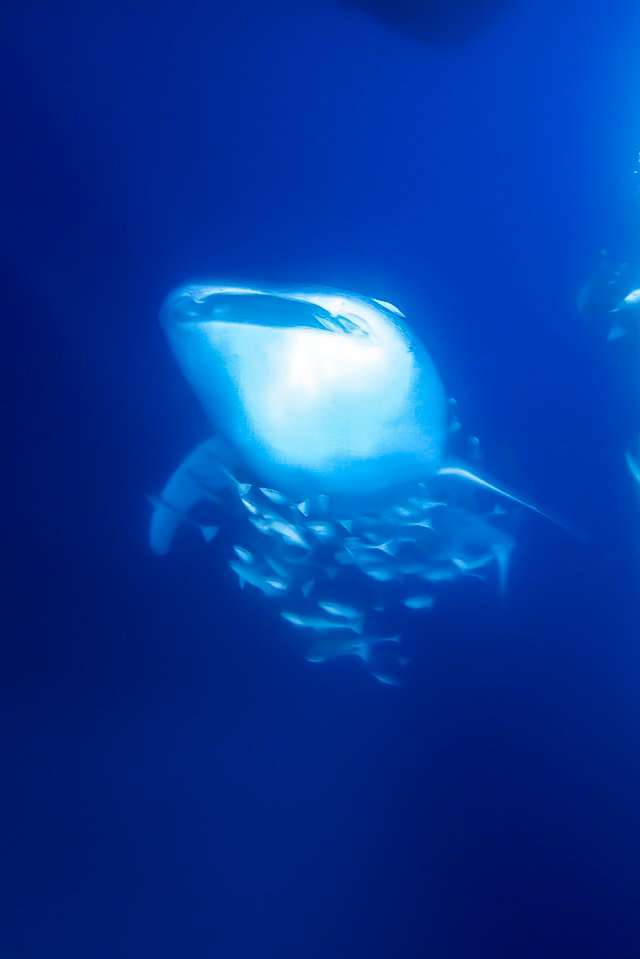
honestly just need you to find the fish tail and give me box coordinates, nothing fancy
[200,525,219,544]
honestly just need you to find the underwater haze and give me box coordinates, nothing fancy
[3,0,640,956]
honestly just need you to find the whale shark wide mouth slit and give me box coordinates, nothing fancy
[165,289,370,335]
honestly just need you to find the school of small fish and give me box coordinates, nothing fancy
[153,443,514,685]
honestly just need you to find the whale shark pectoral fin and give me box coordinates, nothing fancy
[149,436,231,556]
[437,466,585,539]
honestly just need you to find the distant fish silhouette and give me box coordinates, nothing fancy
[337,0,512,46]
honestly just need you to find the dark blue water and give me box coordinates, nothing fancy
[3,1,640,956]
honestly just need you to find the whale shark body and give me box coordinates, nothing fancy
[150,282,549,683]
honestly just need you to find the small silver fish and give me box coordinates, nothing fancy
[248,516,272,533]
[451,553,494,572]
[281,611,362,634]
[403,595,435,610]
[408,497,446,511]
[365,568,400,582]
[219,467,251,497]
[233,545,255,563]
[229,561,289,596]
[402,518,434,531]
[269,519,310,549]
[307,521,338,541]
[317,601,364,622]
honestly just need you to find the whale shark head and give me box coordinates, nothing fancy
[161,283,447,497]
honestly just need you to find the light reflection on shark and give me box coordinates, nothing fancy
[150,283,559,683]
[158,284,447,500]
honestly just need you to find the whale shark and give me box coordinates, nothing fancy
[150,283,560,682]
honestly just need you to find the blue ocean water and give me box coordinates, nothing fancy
[2,0,640,956]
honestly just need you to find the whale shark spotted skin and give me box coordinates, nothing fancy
[150,282,549,682]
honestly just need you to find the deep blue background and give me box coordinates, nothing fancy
[3,0,640,956]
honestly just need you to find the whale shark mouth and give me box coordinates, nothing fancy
[163,286,372,336]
